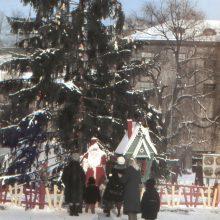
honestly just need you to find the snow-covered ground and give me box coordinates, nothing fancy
[0,205,219,220]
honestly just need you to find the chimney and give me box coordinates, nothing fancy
[127,119,132,139]
[90,137,98,145]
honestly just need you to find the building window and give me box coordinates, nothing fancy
[203,28,216,36]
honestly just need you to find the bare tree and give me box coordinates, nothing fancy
[0,11,6,34]
[135,0,220,155]
[124,12,149,34]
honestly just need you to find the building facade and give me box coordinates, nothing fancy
[124,20,220,161]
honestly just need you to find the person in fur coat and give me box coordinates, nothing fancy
[61,153,86,216]
[141,178,160,220]
[118,157,142,220]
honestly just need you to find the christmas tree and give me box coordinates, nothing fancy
[0,0,162,183]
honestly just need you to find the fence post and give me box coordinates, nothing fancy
[194,187,200,208]
[171,185,175,207]
[164,188,170,206]
[200,188,206,207]
[176,187,181,206]
[212,188,218,207]
[54,185,57,208]
[29,185,33,209]
[45,187,53,208]
[39,183,45,209]
[18,186,23,206]
[183,187,189,207]
[207,186,211,207]
[14,183,18,205]
[0,183,2,204]
[9,185,14,204]
[4,186,8,203]
[190,186,193,207]
[217,184,220,207]
[58,190,64,209]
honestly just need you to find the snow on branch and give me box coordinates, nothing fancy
[0,57,31,73]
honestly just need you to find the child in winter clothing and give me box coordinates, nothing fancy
[103,156,126,217]
[102,168,125,217]
[84,176,101,214]
[141,178,160,220]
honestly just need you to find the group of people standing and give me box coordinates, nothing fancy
[61,153,160,220]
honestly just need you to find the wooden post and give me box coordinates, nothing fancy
[171,185,175,207]
[183,187,189,207]
[176,187,182,207]
[58,190,64,209]
[39,183,45,209]
[4,186,8,203]
[190,186,193,207]
[54,185,57,208]
[200,188,206,207]
[29,186,33,209]
[217,184,220,206]
[164,188,170,206]
[18,186,23,206]
[45,187,53,208]
[24,186,28,210]
[212,188,218,207]
[14,183,18,205]
[32,187,37,209]
[207,186,211,207]
[9,185,14,204]
[194,187,200,208]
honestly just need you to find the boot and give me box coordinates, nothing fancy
[70,204,79,216]
[116,203,121,217]
[106,209,110,217]
[73,204,79,216]
[78,204,83,213]
[69,204,74,216]
[117,210,121,217]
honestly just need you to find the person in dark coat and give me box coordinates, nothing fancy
[102,156,126,217]
[61,153,86,216]
[141,178,160,220]
[84,176,101,214]
[118,157,142,220]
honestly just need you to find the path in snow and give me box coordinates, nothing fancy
[0,205,220,220]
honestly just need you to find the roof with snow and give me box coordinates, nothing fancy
[115,122,157,159]
[124,20,220,43]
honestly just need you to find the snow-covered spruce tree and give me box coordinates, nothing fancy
[0,0,162,179]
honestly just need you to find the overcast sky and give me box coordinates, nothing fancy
[1,0,220,20]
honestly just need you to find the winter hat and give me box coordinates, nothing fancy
[114,156,126,169]
[88,176,96,185]
[145,178,156,188]
[117,156,126,165]
[71,153,80,162]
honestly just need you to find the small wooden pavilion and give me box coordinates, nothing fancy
[115,119,157,182]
